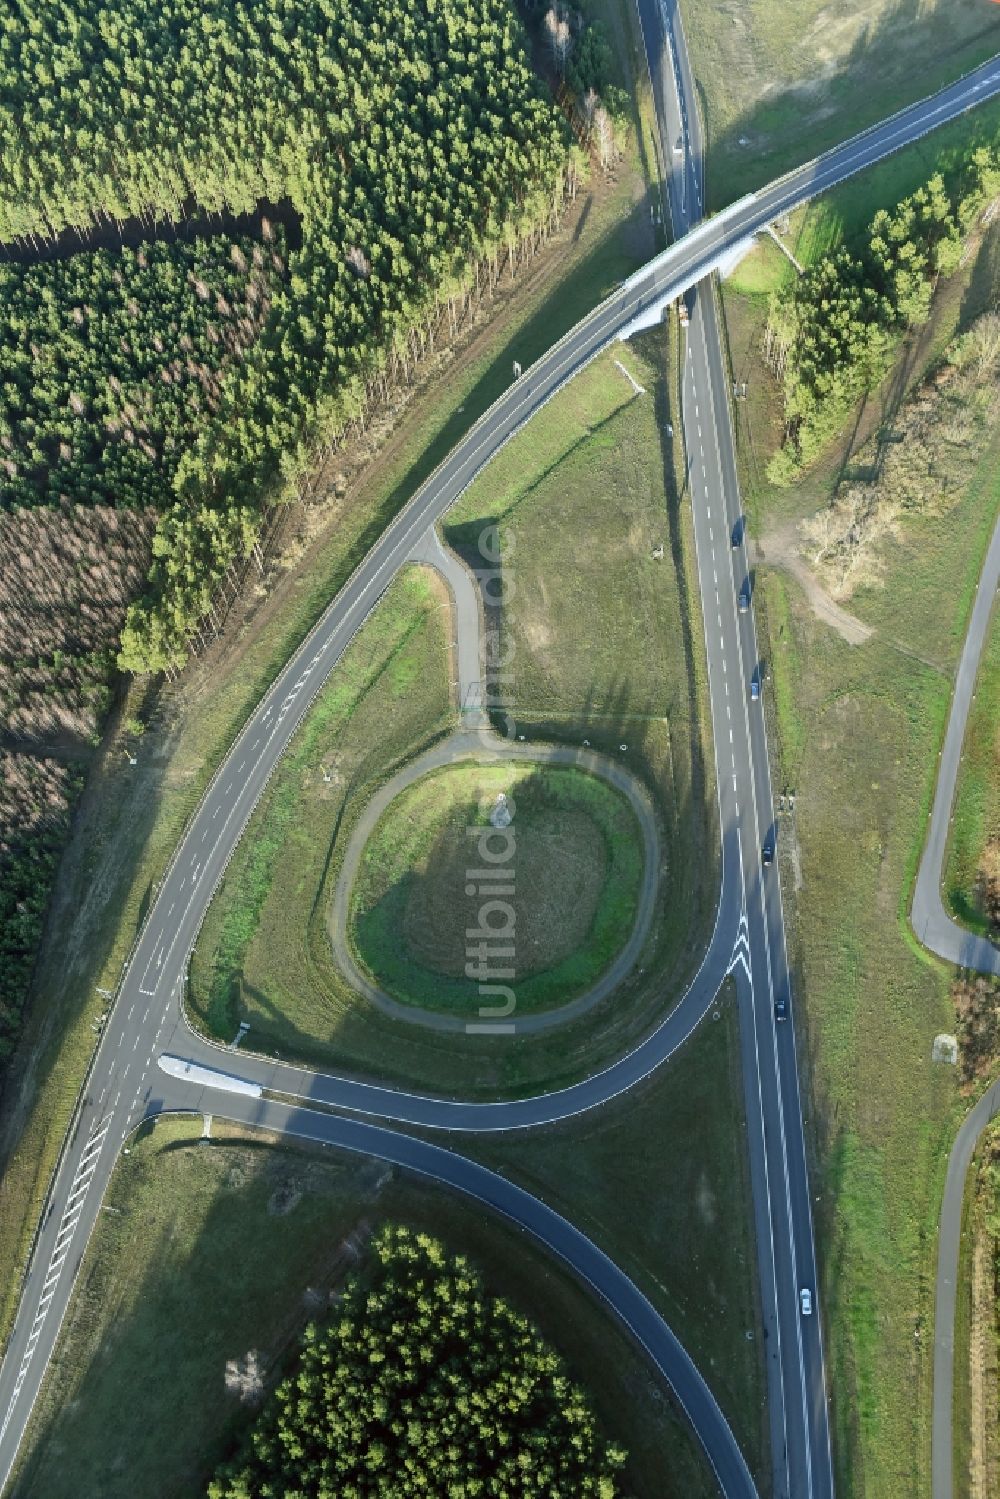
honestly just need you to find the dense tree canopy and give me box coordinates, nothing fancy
[0,231,284,511]
[208,1225,625,1498]
[766,151,1000,480]
[0,0,572,671]
[0,754,80,1060]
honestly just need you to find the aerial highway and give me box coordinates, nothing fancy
[635,2,831,1493]
[3,45,1000,1499]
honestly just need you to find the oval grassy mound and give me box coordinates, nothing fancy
[347,762,644,1016]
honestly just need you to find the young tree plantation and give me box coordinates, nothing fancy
[208,1226,625,1498]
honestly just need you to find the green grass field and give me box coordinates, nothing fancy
[952,1118,1000,1499]
[471,985,768,1488]
[188,338,713,1098]
[721,207,1000,1493]
[725,95,1000,302]
[350,762,643,1014]
[188,564,456,1043]
[0,0,663,1354]
[11,1069,751,1499]
[681,0,1000,211]
[944,601,1000,935]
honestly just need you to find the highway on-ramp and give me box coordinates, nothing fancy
[3,48,1000,1499]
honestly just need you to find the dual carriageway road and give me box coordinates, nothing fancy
[3,31,1000,1499]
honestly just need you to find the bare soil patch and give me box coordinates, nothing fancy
[752,523,872,646]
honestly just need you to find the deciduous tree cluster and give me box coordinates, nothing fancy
[208,1225,625,1498]
[799,310,1000,598]
[765,150,1000,480]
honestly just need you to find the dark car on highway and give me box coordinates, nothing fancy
[739,579,750,612]
[774,994,788,1021]
[762,838,774,866]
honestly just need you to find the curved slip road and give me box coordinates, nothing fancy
[4,52,1000,1499]
[913,511,1000,977]
[167,1094,758,1499]
[327,722,664,1037]
[932,1077,1000,1499]
[324,530,664,1037]
[908,513,1000,1499]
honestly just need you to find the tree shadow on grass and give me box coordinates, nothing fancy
[695,0,1000,215]
[349,758,636,1018]
[11,1133,386,1499]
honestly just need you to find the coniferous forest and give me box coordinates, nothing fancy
[0,0,573,672]
[208,1226,626,1498]
[0,0,603,1071]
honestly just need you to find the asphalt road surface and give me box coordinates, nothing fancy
[3,48,1000,1499]
[636,2,832,1493]
[902,511,1000,1499]
[932,1075,1000,1499]
[912,511,1000,977]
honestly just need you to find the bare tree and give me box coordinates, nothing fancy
[593,105,613,173]
[544,6,572,77]
[579,87,598,137]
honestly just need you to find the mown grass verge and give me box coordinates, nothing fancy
[680,0,1000,212]
[187,338,712,1101]
[721,177,1000,1494]
[944,601,1000,936]
[468,984,769,1489]
[350,762,643,1015]
[11,1097,730,1499]
[191,566,456,1039]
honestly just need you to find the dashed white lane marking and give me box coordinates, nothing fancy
[730,728,734,743]
[706,507,711,519]
[167,902,175,917]
[238,760,245,773]
[127,1004,134,1020]
[6,1112,116,1418]
[213,807,220,819]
